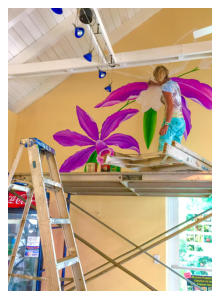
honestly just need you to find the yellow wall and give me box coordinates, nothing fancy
[8,110,18,169]
[8,8,212,291]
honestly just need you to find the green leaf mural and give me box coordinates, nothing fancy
[143,108,157,149]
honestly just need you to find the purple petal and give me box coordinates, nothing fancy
[76,106,99,140]
[53,129,95,146]
[105,133,140,153]
[171,77,212,110]
[95,140,114,165]
[95,82,148,108]
[100,109,139,140]
[60,146,96,172]
[181,96,192,140]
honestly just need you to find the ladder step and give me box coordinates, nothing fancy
[56,255,79,270]
[8,184,31,193]
[30,137,55,154]
[50,218,70,224]
[44,178,62,190]
[8,273,46,281]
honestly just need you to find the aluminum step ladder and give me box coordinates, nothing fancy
[8,138,87,291]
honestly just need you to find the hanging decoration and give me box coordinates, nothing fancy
[53,106,140,172]
[51,8,63,15]
[95,69,212,149]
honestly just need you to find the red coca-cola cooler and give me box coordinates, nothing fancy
[8,187,43,291]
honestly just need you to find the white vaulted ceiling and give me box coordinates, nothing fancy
[8,8,212,113]
[8,8,162,113]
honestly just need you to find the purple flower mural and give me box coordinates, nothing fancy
[95,78,212,111]
[53,106,140,172]
[94,77,212,147]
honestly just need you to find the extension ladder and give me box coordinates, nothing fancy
[8,138,87,291]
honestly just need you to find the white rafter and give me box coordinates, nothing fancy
[8,41,212,78]
[93,8,117,64]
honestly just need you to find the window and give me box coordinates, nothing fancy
[166,197,212,291]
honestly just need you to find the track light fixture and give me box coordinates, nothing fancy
[79,8,93,24]
[83,51,93,62]
[98,70,106,79]
[104,83,112,92]
[74,25,85,38]
[51,8,63,15]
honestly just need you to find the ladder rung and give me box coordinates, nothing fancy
[44,178,62,190]
[8,273,46,281]
[56,255,79,270]
[8,184,31,193]
[50,218,70,224]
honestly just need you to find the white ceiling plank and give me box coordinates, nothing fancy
[26,56,41,63]
[45,47,60,60]
[126,8,135,19]
[13,21,35,46]
[8,41,212,78]
[64,32,83,57]
[58,36,78,58]
[22,14,42,40]
[9,12,77,64]
[37,51,51,62]
[29,9,50,35]
[99,9,116,33]
[109,8,121,30]
[9,27,27,51]
[117,8,129,25]
[52,41,69,59]
[62,8,74,18]
[110,8,162,45]
[8,8,35,29]
[10,75,70,113]
[37,8,57,29]
[8,51,13,61]
[8,34,22,56]
[62,34,80,57]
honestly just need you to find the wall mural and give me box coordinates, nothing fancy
[53,68,212,172]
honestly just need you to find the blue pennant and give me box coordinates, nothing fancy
[104,84,112,92]
[51,8,63,15]
[75,27,85,38]
[99,70,106,79]
[83,52,92,62]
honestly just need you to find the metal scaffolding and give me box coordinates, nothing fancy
[63,199,211,291]
[14,168,212,291]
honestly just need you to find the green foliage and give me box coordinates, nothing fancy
[143,108,157,149]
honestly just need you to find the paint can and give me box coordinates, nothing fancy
[85,163,98,172]
[101,164,110,172]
